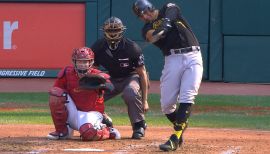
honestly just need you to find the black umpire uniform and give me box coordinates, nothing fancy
[91,37,147,139]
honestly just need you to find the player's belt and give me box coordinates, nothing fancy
[167,46,200,56]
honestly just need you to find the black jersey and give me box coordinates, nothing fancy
[91,37,145,78]
[142,3,199,56]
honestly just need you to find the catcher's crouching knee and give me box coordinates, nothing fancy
[79,123,97,141]
[79,123,110,141]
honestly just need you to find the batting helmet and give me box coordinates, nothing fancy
[132,0,154,17]
[102,17,126,50]
[72,47,94,74]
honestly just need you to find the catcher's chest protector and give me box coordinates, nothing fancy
[64,67,105,112]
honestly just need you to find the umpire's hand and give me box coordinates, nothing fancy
[143,100,149,113]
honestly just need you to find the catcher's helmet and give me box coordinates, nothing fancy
[133,0,154,17]
[102,17,126,50]
[72,47,94,74]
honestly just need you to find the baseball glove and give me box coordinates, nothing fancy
[79,74,114,91]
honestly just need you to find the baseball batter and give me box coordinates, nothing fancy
[47,47,120,141]
[133,0,203,151]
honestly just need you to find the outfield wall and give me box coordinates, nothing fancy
[0,0,269,83]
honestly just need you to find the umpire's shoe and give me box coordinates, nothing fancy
[132,120,147,139]
[159,134,179,151]
[132,127,145,139]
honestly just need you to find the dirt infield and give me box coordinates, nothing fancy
[1,125,270,154]
[1,79,270,153]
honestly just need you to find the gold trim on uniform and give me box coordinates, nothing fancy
[175,20,187,29]
[153,20,163,29]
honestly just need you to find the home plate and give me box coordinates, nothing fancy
[63,148,105,152]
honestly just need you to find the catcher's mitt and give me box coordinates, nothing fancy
[79,74,114,91]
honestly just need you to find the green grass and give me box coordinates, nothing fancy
[0,92,48,104]
[196,95,270,107]
[0,93,270,130]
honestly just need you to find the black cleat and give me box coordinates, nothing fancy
[159,134,179,151]
[132,127,145,139]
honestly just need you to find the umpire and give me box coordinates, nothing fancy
[91,17,149,139]
[133,0,203,151]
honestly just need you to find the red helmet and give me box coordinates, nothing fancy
[72,47,94,61]
[72,47,94,74]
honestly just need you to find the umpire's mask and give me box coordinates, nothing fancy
[102,17,126,50]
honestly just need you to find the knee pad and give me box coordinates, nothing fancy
[49,87,68,133]
[79,123,110,141]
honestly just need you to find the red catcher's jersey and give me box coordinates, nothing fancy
[53,66,109,113]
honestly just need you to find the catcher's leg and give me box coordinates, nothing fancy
[79,123,121,141]
[47,87,69,140]
[78,111,121,141]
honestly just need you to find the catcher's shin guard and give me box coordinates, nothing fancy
[48,87,68,137]
[132,120,147,139]
[79,123,112,141]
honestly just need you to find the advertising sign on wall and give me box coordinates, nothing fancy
[0,3,85,77]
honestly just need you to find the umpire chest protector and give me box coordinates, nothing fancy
[91,38,144,78]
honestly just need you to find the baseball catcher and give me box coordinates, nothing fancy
[47,47,120,141]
